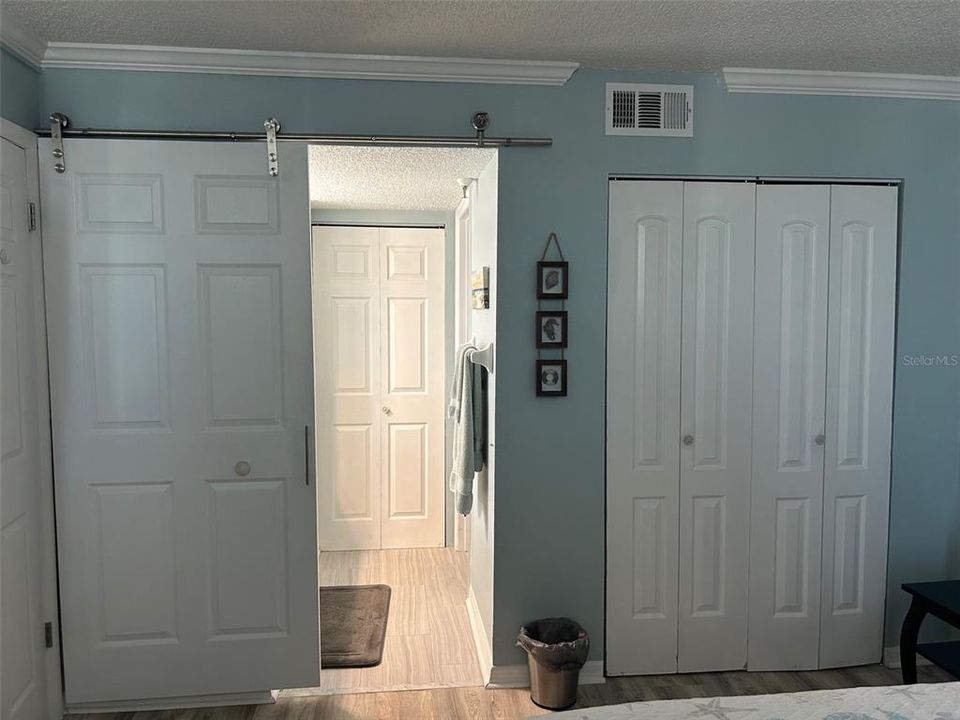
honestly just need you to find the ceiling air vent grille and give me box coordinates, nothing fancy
[606,83,694,137]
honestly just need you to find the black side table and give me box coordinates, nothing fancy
[900,581,960,683]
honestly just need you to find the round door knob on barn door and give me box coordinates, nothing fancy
[682,435,694,446]
[814,434,826,446]
[234,460,252,477]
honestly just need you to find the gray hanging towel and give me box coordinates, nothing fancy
[448,343,487,515]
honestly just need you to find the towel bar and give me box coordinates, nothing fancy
[469,340,494,374]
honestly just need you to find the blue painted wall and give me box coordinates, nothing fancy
[34,66,960,665]
[0,48,39,128]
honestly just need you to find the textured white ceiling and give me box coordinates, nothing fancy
[308,146,496,211]
[2,0,959,75]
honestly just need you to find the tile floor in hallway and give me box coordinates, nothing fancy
[283,547,484,697]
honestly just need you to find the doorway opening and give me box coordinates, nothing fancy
[295,145,498,695]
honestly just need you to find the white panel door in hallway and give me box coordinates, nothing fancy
[41,139,319,706]
[313,225,445,551]
[1,134,49,720]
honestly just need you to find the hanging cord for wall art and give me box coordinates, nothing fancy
[537,232,566,363]
[539,232,565,262]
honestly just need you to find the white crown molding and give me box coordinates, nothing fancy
[37,42,578,85]
[723,67,960,101]
[0,12,46,68]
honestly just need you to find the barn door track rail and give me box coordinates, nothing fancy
[39,111,551,176]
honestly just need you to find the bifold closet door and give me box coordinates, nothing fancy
[748,185,830,671]
[606,181,683,675]
[313,225,445,552]
[378,227,445,549]
[42,139,319,704]
[819,185,897,668]
[677,182,756,672]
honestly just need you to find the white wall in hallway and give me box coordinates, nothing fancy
[468,154,499,658]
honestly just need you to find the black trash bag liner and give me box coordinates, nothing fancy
[516,617,589,672]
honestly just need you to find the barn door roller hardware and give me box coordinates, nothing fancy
[264,117,281,177]
[49,113,68,173]
[38,111,550,176]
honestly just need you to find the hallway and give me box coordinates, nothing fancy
[285,547,483,696]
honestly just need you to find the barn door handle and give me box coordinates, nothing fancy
[304,425,310,486]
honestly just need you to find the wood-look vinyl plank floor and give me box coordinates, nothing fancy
[286,547,484,697]
[67,665,953,720]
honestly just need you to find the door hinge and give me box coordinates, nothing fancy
[28,202,37,232]
[44,621,53,648]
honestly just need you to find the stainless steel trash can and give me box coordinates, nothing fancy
[527,654,580,710]
[517,617,589,710]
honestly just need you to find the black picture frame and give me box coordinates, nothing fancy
[536,310,568,349]
[537,260,569,299]
[536,359,567,397]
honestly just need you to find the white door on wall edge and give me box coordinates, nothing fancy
[313,225,445,551]
[749,185,830,671]
[41,139,319,705]
[819,185,897,669]
[606,181,683,675]
[1,136,48,720]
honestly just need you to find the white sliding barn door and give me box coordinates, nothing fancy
[819,185,897,668]
[313,225,445,551]
[41,139,319,706]
[749,185,830,670]
[313,226,382,551]
[606,181,683,675]
[677,182,755,673]
[1,135,48,720]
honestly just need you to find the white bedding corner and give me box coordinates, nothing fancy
[543,682,960,720]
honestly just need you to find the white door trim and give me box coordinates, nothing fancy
[0,117,63,720]
[453,188,474,552]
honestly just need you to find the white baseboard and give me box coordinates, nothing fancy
[65,690,277,714]
[883,646,933,670]
[487,660,605,689]
[465,586,493,683]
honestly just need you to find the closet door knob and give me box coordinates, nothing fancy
[382,406,392,416]
[682,434,694,446]
[234,460,252,477]
[814,434,826,446]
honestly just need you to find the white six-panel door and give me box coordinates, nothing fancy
[749,185,830,671]
[606,181,683,675]
[678,182,756,672]
[819,185,897,668]
[313,226,383,550]
[378,228,445,549]
[41,139,319,706]
[313,225,445,551]
[1,135,48,720]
